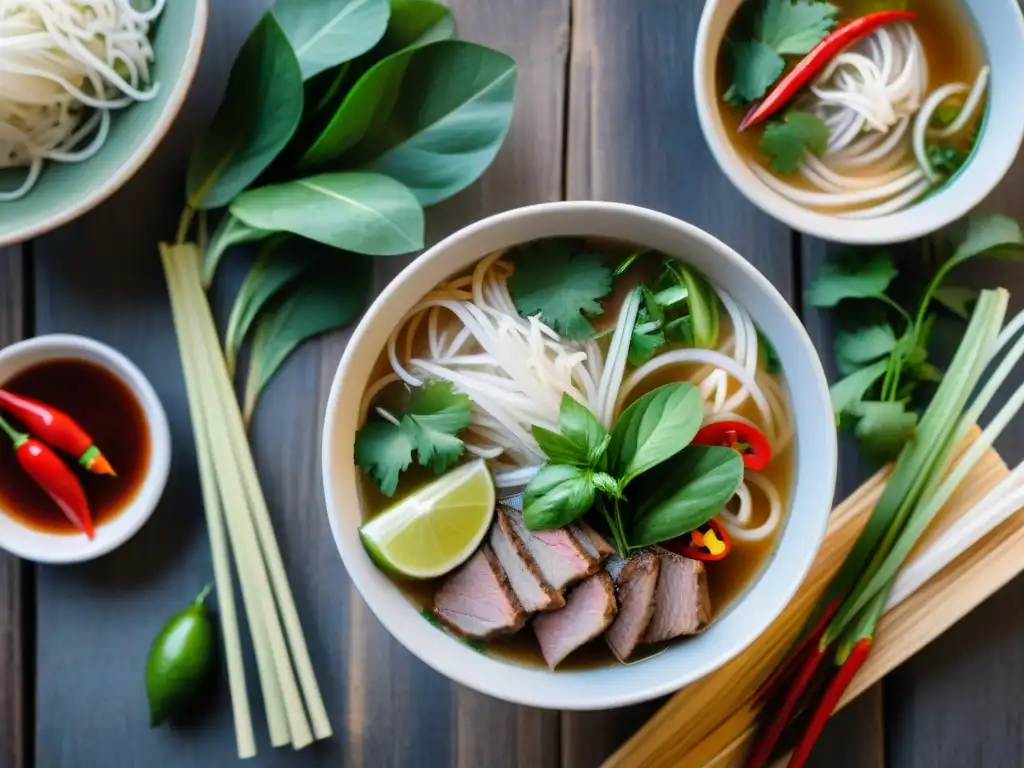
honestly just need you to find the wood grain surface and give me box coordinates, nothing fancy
[0,0,1021,765]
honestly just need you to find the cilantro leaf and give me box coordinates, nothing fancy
[664,315,693,344]
[724,40,785,105]
[628,324,666,366]
[830,360,888,417]
[760,112,830,174]
[509,241,613,340]
[947,213,1024,269]
[927,144,970,180]
[807,252,898,307]
[759,0,839,55]
[835,323,897,376]
[355,381,472,495]
[757,328,782,374]
[852,400,918,460]
[931,285,978,319]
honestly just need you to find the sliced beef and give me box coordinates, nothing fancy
[434,544,526,640]
[504,506,592,591]
[642,548,711,643]
[606,549,661,661]
[533,571,618,668]
[571,520,615,571]
[489,507,564,613]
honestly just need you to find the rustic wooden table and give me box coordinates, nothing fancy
[0,1,1021,765]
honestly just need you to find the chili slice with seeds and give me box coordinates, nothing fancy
[692,420,772,470]
[664,518,732,562]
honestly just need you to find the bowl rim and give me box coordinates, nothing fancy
[0,0,210,249]
[321,201,838,709]
[0,334,172,564]
[693,0,1024,245]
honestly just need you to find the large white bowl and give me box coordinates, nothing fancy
[694,0,1024,245]
[321,202,837,709]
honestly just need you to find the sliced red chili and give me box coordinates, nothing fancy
[664,518,732,562]
[739,10,917,132]
[692,420,772,471]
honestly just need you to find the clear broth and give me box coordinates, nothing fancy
[357,241,794,668]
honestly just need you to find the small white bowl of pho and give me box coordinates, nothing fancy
[694,0,1024,245]
[322,202,837,709]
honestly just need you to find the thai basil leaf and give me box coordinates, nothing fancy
[186,15,303,210]
[354,40,517,205]
[230,171,424,255]
[203,214,274,287]
[243,256,371,422]
[557,394,609,466]
[523,464,596,531]
[274,0,390,80]
[380,0,455,55]
[531,426,589,467]
[608,382,704,487]
[630,446,744,548]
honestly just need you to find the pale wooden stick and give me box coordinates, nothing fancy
[159,243,256,758]
[180,249,333,741]
[171,247,314,748]
[605,430,1011,768]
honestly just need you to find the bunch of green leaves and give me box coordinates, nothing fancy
[355,380,473,496]
[723,0,838,105]
[624,259,721,365]
[810,213,1024,460]
[759,111,830,174]
[522,384,744,556]
[178,0,517,421]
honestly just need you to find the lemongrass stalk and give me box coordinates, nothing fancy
[886,463,1024,611]
[178,249,332,742]
[170,249,314,749]
[161,244,291,748]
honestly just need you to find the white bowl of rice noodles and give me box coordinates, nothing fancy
[694,0,1024,245]
[0,0,207,247]
[322,202,837,709]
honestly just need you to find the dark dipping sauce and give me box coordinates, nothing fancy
[0,359,150,535]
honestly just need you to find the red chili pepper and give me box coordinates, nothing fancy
[753,597,840,703]
[0,415,94,538]
[0,388,115,476]
[692,420,772,471]
[787,638,873,768]
[664,518,732,561]
[738,10,917,131]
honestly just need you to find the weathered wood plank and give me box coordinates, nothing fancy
[308,2,569,766]
[0,247,25,768]
[884,153,1024,768]
[563,0,796,761]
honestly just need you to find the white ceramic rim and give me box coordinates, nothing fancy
[0,335,171,564]
[0,0,210,249]
[322,202,838,709]
[693,0,1024,245]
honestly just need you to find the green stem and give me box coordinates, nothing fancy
[0,415,26,447]
[176,205,196,246]
[873,293,913,326]
[194,582,213,607]
[914,265,952,338]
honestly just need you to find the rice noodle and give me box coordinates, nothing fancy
[0,0,165,201]
[719,471,783,542]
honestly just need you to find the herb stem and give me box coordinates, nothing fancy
[873,293,912,326]
[176,205,196,246]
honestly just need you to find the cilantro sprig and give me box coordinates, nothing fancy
[355,381,473,496]
[760,112,830,174]
[810,214,1024,460]
[724,0,839,106]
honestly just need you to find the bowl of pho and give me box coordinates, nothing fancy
[694,0,1024,245]
[322,202,837,709]
[0,0,208,247]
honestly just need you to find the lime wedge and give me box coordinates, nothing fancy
[359,460,496,579]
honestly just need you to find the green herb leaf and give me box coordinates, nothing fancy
[244,257,371,422]
[508,241,613,340]
[223,236,324,375]
[230,171,424,255]
[355,382,471,495]
[830,359,888,416]
[186,15,303,210]
[760,112,830,174]
[852,400,918,460]
[664,315,694,345]
[724,40,784,105]
[834,323,897,376]
[947,213,1024,269]
[274,0,390,80]
[667,263,720,348]
[354,41,517,206]
[759,0,839,55]
[628,325,666,366]
[523,464,596,531]
[931,285,978,319]
[757,328,782,374]
[532,426,589,467]
[608,382,704,487]
[203,214,274,288]
[631,446,744,548]
[807,252,897,307]
[926,143,970,180]
[557,395,609,466]
[381,0,456,54]
[614,250,646,276]
[591,471,620,497]
[653,284,688,308]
